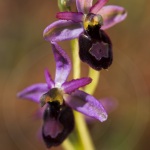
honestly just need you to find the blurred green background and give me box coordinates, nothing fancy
[0,0,150,150]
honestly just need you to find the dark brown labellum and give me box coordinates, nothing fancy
[79,26,113,70]
[42,101,74,148]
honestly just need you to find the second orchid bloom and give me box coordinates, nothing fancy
[43,0,127,70]
[17,42,108,148]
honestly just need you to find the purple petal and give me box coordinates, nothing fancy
[65,90,108,122]
[56,12,84,22]
[76,0,93,13]
[43,20,83,42]
[90,0,108,14]
[51,42,71,87]
[44,69,55,89]
[17,83,49,103]
[98,5,127,30]
[62,77,92,94]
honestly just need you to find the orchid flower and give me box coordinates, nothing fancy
[17,42,107,148]
[43,0,127,70]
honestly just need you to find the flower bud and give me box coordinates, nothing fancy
[58,0,75,11]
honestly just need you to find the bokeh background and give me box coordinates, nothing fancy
[0,0,150,150]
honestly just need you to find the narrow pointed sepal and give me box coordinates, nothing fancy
[43,20,83,42]
[44,69,55,89]
[17,83,49,103]
[99,5,127,30]
[90,0,108,14]
[51,42,71,87]
[76,0,93,13]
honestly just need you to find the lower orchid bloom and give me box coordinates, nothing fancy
[43,0,127,70]
[17,42,108,148]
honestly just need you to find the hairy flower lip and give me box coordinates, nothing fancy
[42,102,74,148]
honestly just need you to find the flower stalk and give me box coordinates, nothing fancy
[62,139,75,150]
[84,68,100,95]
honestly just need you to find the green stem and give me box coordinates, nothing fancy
[71,39,80,79]
[62,139,75,150]
[84,68,100,95]
[71,39,95,150]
